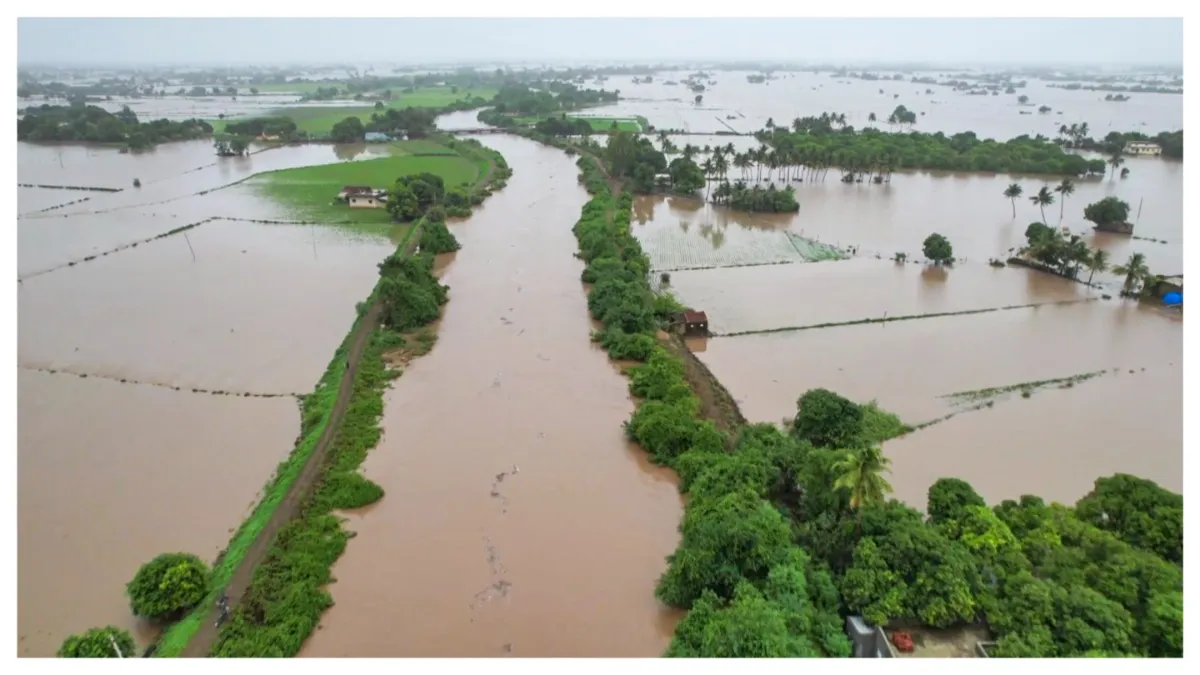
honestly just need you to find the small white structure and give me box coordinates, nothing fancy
[1124,141,1162,156]
[349,193,386,209]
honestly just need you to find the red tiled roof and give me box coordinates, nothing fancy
[342,185,373,194]
[682,310,708,323]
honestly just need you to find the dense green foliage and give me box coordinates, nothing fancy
[755,113,1109,177]
[418,214,462,254]
[1075,474,1182,565]
[922,233,954,264]
[378,250,449,331]
[18,103,211,149]
[534,114,596,136]
[57,626,136,658]
[713,180,800,212]
[127,553,210,622]
[605,131,667,193]
[1021,222,1103,280]
[1083,196,1132,226]
[1068,129,1184,160]
[329,115,366,143]
[223,115,302,140]
[386,172,446,222]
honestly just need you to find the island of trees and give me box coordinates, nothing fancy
[17,103,212,150]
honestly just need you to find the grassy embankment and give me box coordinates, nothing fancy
[210,86,498,136]
[511,114,647,133]
[246,138,488,228]
[152,139,506,658]
[566,152,909,655]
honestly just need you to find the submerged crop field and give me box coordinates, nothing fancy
[636,223,845,271]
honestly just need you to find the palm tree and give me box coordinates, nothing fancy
[1086,249,1110,287]
[1029,186,1055,224]
[868,112,877,127]
[832,445,894,535]
[1054,178,1075,221]
[657,130,670,154]
[682,144,698,162]
[1108,152,1125,180]
[1112,252,1150,297]
[1003,183,1023,218]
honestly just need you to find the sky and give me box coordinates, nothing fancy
[17,18,1184,67]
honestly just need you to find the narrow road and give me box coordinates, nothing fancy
[179,300,383,657]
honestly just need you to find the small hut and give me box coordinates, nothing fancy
[673,309,709,336]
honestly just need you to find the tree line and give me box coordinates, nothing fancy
[17,103,212,150]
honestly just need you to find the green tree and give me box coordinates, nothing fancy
[1054,178,1075,220]
[57,626,136,658]
[1085,249,1110,287]
[867,112,877,127]
[832,445,893,534]
[792,388,864,449]
[922,232,954,265]
[329,115,365,143]
[1083,196,1132,228]
[1074,474,1182,564]
[1003,183,1023,218]
[126,552,209,622]
[666,584,810,657]
[1111,252,1150,296]
[656,488,793,607]
[1107,151,1125,179]
[385,183,420,221]
[927,477,986,525]
[1029,186,1055,224]
[840,538,906,626]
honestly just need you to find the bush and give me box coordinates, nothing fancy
[58,626,136,658]
[1083,196,1131,226]
[922,232,954,265]
[417,217,461,255]
[127,552,210,622]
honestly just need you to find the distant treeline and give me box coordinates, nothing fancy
[17,104,212,150]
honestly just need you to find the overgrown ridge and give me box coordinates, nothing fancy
[178,299,384,657]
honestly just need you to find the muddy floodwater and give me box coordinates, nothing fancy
[17,370,297,657]
[17,143,399,655]
[299,134,683,658]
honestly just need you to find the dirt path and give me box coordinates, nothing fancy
[179,300,383,657]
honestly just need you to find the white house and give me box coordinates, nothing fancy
[1124,141,1162,156]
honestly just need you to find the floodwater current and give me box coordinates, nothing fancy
[17,70,1183,657]
[298,132,684,658]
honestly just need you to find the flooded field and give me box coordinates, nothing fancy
[17,369,297,657]
[17,140,398,655]
[665,259,1085,335]
[299,134,683,658]
[630,154,1181,280]
[594,70,1182,140]
[694,299,1181,504]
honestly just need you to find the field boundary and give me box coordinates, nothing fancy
[709,298,1098,338]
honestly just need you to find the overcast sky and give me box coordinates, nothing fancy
[18,18,1183,67]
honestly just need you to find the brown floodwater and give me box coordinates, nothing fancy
[632,153,1181,284]
[17,369,297,657]
[17,143,399,656]
[883,364,1183,508]
[299,134,683,658]
[663,259,1085,335]
[592,70,1182,140]
[697,299,1180,424]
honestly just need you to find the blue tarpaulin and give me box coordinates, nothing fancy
[1163,291,1183,305]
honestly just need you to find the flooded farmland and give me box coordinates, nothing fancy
[298,133,683,658]
[17,143,399,655]
[17,62,1183,659]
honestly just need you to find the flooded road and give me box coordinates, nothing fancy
[17,143,396,655]
[299,133,683,657]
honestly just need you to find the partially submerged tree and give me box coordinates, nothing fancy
[58,626,135,658]
[126,552,209,622]
[922,233,954,265]
[1003,183,1023,218]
